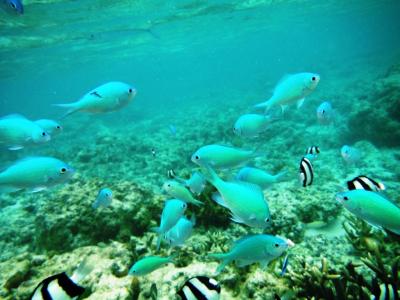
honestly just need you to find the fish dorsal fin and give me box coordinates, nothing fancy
[0,114,28,121]
[233,234,257,246]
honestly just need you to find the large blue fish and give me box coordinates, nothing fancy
[4,0,23,14]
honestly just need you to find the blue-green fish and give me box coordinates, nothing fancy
[162,180,203,206]
[0,156,74,193]
[34,119,63,136]
[174,171,206,195]
[209,234,291,273]
[153,199,187,249]
[192,144,260,169]
[164,215,195,248]
[233,114,272,138]
[202,165,270,228]
[254,73,320,112]
[54,81,136,118]
[336,190,400,235]
[92,188,113,209]
[0,114,50,150]
[236,167,287,189]
[128,255,175,276]
[341,145,360,164]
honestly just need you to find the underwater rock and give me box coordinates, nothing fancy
[4,259,30,290]
[345,63,400,147]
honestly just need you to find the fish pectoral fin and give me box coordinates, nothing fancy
[297,98,305,109]
[260,259,271,269]
[8,145,23,151]
[30,186,47,193]
[212,192,229,208]
[90,91,103,98]
[230,213,245,224]
[248,214,257,221]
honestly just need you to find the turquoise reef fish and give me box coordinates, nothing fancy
[34,119,62,136]
[0,156,74,193]
[341,145,361,164]
[192,144,260,169]
[128,255,175,276]
[54,81,136,118]
[347,175,385,192]
[316,101,334,125]
[177,276,221,300]
[233,114,272,137]
[209,234,291,273]
[236,167,287,189]
[164,215,195,248]
[202,165,270,229]
[92,188,113,209]
[153,199,187,249]
[174,171,206,195]
[305,146,320,160]
[0,114,50,150]
[162,180,203,206]
[336,190,400,235]
[254,72,320,112]
[30,257,94,300]
[3,0,23,14]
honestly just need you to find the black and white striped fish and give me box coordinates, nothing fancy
[177,276,221,300]
[30,272,85,300]
[299,157,313,187]
[167,169,176,179]
[305,146,320,156]
[347,175,385,192]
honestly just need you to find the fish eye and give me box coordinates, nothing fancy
[60,167,67,173]
[265,218,270,222]
[343,196,349,201]
[129,88,133,93]
[42,132,46,136]
[195,155,199,160]
[312,76,316,81]
[167,184,171,187]
[56,126,61,129]
[10,3,16,8]
[274,243,279,248]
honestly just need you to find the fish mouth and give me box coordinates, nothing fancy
[335,193,345,203]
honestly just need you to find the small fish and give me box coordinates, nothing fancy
[167,169,176,179]
[151,148,156,157]
[299,157,313,187]
[336,190,400,235]
[152,199,187,249]
[304,146,320,160]
[254,73,320,112]
[128,255,175,276]
[163,180,203,206]
[92,188,113,209]
[164,215,195,248]
[280,254,290,276]
[30,258,94,300]
[34,119,63,135]
[0,156,74,193]
[236,167,287,189]
[0,114,51,150]
[54,81,136,118]
[169,124,177,136]
[347,175,385,192]
[233,114,272,138]
[341,145,361,164]
[209,234,292,273]
[192,144,260,169]
[4,0,23,14]
[202,165,270,229]
[177,276,221,300]
[316,101,334,125]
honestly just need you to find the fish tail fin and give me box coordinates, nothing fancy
[274,170,288,182]
[254,99,270,109]
[168,253,178,264]
[151,227,162,250]
[208,253,231,273]
[53,103,79,118]
[71,257,95,283]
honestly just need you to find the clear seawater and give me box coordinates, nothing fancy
[0,0,400,299]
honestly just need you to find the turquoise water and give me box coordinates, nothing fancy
[0,0,400,299]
